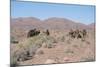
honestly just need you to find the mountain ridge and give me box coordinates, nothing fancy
[11,17,95,30]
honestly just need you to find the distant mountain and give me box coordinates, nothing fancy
[88,23,95,29]
[11,17,95,30]
[11,17,42,30]
[43,17,88,30]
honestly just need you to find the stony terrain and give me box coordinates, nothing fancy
[10,17,95,66]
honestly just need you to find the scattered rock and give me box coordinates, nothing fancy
[42,43,47,48]
[45,59,57,64]
[36,49,44,55]
[86,41,90,44]
[63,57,71,62]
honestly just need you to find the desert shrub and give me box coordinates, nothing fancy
[11,32,56,63]
[55,33,67,42]
[10,56,18,67]
[80,56,95,62]
[10,51,20,67]
[11,39,40,63]
[64,49,74,55]
[25,37,42,48]
[53,39,58,43]
[11,36,18,44]
[27,29,40,38]
[73,44,78,48]
[38,33,56,48]
[68,29,87,40]
[27,44,40,57]
[65,50,74,54]
[60,36,65,42]
[46,42,53,48]
[43,29,50,36]
[66,39,71,44]
[10,36,15,43]
[45,36,55,48]
[83,58,95,62]
[26,33,55,49]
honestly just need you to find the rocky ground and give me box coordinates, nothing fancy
[10,17,95,66]
[11,29,95,65]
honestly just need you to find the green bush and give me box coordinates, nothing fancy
[11,36,19,44]
[81,56,95,62]
[10,54,18,67]
[11,33,56,63]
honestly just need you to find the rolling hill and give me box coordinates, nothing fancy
[11,17,95,30]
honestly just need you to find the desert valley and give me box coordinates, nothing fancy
[10,17,95,66]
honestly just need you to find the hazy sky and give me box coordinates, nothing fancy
[11,1,95,24]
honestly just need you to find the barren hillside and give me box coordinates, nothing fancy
[11,17,94,30]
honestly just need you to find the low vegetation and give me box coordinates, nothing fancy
[11,32,56,64]
[11,28,95,65]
